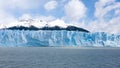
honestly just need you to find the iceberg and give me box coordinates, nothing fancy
[0,30,120,47]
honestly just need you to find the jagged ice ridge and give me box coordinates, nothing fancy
[0,30,120,47]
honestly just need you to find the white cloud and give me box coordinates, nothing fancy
[49,19,67,28]
[0,0,57,25]
[88,0,120,34]
[34,15,56,22]
[19,14,56,22]
[44,1,58,11]
[115,9,120,15]
[95,0,120,19]
[19,14,32,20]
[1,0,46,10]
[0,0,46,24]
[106,17,120,33]
[88,16,120,34]
[0,10,16,24]
[64,0,87,22]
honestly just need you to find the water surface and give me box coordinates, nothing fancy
[0,47,120,68]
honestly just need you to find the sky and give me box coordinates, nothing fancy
[0,0,120,33]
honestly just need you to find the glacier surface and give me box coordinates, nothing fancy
[0,30,120,47]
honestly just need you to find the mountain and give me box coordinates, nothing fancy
[0,19,89,32]
[4,25,89,32]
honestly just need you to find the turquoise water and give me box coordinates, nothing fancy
[0,47,120,68]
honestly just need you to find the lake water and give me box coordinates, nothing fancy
[0,47,120,68]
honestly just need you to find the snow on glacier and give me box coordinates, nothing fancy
[0,30,120,47]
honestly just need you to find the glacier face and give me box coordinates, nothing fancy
[0,30,120,47]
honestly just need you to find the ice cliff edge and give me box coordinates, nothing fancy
[0,30,120,47]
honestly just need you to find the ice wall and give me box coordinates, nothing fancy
[0,30,120,47]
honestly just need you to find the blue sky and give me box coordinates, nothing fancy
[10,0,96,19]
[0,0,120,33]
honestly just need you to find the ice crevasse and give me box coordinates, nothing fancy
[0,30,120,47]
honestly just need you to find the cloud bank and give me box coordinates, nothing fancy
[64,0,87,22]
[87,0,120,33]
[44,1,58,11]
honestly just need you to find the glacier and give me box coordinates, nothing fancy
[0,30,120,47]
